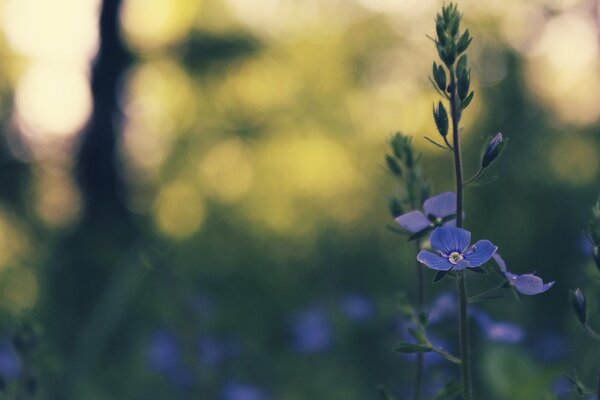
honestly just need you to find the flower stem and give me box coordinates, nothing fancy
[413,233,424,399]
[449,68,473,400]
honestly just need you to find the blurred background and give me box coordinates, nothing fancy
[0,0,595,398]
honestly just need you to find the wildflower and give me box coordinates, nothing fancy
[340,294,374,322]
[493,254,554,295]
[395,192,460,234]
[416,226,497,271]
[146,329,180,374]
[222,382,267,400]
[471,309,524,344]
[290,307,332,353]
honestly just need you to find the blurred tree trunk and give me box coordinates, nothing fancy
[41,0,137,398]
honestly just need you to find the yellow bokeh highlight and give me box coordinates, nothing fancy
[198,138,254,203]
[243,133,367,235]
[121,0,202,49]
[122,60,196,177]
[34,164,81,228]
[525,12,600,125]
[154,181,205,239]
[546,135,598,186]
[0,267,38,313]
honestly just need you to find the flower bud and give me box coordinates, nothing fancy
[385,154,402,176]
[389,198,404,218]
[457,29,472,54]
[570,289,587,325]
[433,102,449,137]
[457,68,470,101]
[432,62,447,91]
[593,246,600,271]
[481,133,507,169]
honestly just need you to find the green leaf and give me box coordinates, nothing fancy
[433,270,452,283]
[468,266,487,274]
[434,380,462,400]
[394,342,433,353]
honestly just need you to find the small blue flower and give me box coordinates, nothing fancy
[339,294,374,321]
[0,341,20,380]
[395,192,460,233]
[416,226,497,271]
[493,254,554,295]
[146,329,180,374]
[222,382,268,400]
[290,307,332,354]
[471,308,524,344]
[427,292,455,325]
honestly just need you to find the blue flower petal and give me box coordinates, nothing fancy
[423,192,456,218]
[430,226,471,254]
[453,259,470,270]
[416,250,453,271]
[513,275,554,295]
[463,240,497,267]
[395,211,430,233]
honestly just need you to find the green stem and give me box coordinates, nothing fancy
[413,229,424,399]
[449,68,473,400]
[467,282,507,303]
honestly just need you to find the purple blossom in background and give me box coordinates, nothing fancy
[290,307,332,353]
[146,329,180,374]
[395,192,459,233]
[0,341,20,379]
[417,226,497,271]
[427,292,455,325]
[532,332,567,362]
[340,294,374,322]
[222,382,268,400]
[471,308,524,344]
[198,337,242,366]
[493,254,554,295]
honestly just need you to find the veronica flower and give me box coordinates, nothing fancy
[492,254,554,295]
[290,307,332,354]
[146,329,180,374]
[416,226,497,271]
[395,192,459,234]
[339,294,374,322]
[471,308,524,344]
[222,382,268,400]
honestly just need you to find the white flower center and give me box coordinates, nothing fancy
[448,252,463,264]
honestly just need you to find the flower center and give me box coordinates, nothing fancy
[448,252,463,264]
[435,217,443,225]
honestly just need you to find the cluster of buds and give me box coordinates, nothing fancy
[589,198,600,270]
[386,133,429,218]
[431,3,474,143]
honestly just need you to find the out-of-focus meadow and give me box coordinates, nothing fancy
[0,0,596,398]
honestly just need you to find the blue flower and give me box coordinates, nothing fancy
[481,132,507,168]
[290,307,332,354]
[493,254,554,295]
[471,308,524,344]
[416,226,497,271]
[395,192,459,233]
[0,341,20,380]
[339,294,374,322]
[145,329,180,374]
[222,382,268,400]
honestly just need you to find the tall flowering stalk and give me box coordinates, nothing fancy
[389,4,553,399]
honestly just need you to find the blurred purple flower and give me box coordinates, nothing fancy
[427,292,455,325]
[395,192,459,233]
[222,382,267,400]
[471,308,524,344]
[532,332,567,362]
[146,330,180,374]
[493,254,554,295]
[198,336,242,366]
[417,227,497,271]
[290,307,332,353]
[340,294,374,321]
[0,341,20,379]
